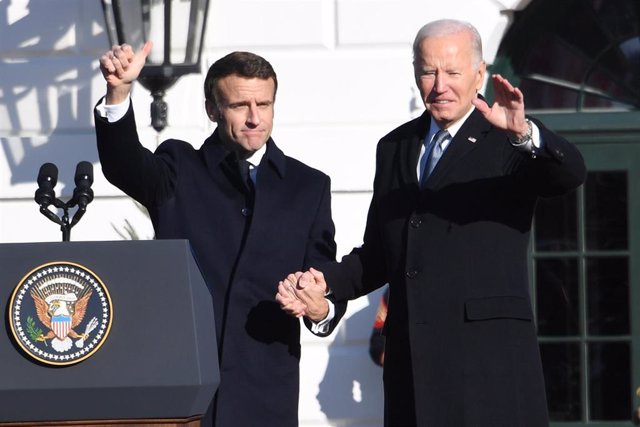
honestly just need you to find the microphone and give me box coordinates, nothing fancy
[69,161,94,228]
[34,161,95,241]
[70,161,94,209]
[34,162,58,207]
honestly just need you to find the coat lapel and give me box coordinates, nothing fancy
[200,130,237,188]
[425,108,491,186]
[399,113,431,188]
[247,139,287,223]
[200,133,286,199]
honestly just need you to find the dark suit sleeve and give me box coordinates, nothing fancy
[94,99,176,207]
[321,142,390,302]
[301,174,347,336]
[517,117,586,197]
[302,293,347,338]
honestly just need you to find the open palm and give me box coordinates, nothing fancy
[472,74,528,137]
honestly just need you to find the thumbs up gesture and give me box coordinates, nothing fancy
[99,41,153,104]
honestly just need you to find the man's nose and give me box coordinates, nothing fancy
[247,101,261,126]
[433,73,448,93]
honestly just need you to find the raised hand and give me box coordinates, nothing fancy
[99,41,153,104]
[472,74,529,140]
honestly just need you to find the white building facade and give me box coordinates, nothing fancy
[0,1,533,425]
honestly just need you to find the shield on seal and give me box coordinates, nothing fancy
[51,314,72,339]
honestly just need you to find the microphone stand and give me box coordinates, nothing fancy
[38,197,85,242]
[35,162,94,242]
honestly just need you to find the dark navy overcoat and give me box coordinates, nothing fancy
[323,108,586,426]
[95,103,345,427]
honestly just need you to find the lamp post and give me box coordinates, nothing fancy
[101,0,210,132]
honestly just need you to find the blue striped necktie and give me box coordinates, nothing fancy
[421,129,449,186]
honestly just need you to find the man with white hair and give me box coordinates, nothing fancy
[280,19,586,426]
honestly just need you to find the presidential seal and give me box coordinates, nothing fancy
[8,261,113,366]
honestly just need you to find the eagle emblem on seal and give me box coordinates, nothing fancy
[30,281,97,352]
[9,261,112,365]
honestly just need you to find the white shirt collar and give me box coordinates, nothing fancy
[429,105,475,140]
[246,143,267,168]
[416,106,476,180]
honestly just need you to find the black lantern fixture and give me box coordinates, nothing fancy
[101,0,210,132]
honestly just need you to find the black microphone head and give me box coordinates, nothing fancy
[37,162,58,188]
[71,161,94,209]
[74,161,94,186]
[35,162,58,206]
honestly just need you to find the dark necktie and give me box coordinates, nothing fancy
[420,129,450,186]
[237,159,255,194]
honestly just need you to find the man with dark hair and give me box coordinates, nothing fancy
[95,42,346,426]
[281,19,586,426]
[204,50,279,105]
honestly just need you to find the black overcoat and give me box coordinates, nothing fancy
[94,103,345,427]
[323,108,586,426]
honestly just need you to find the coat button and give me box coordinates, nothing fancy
[241,207,252,217]
[406,269,418,279]
[410,217,422,228]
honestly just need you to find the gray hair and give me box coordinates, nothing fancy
[412,19,483,69]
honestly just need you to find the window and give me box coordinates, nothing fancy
[490,0,640,111]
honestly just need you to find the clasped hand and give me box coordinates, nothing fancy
[276,268,329,322]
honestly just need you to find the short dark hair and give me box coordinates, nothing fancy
[204,51,278,105]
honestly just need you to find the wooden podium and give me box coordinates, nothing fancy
[0,240,218,426]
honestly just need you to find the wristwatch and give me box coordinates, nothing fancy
[512,118,533,146]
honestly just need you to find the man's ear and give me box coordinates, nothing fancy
[205,100,219,122]
[476,60,487,92]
